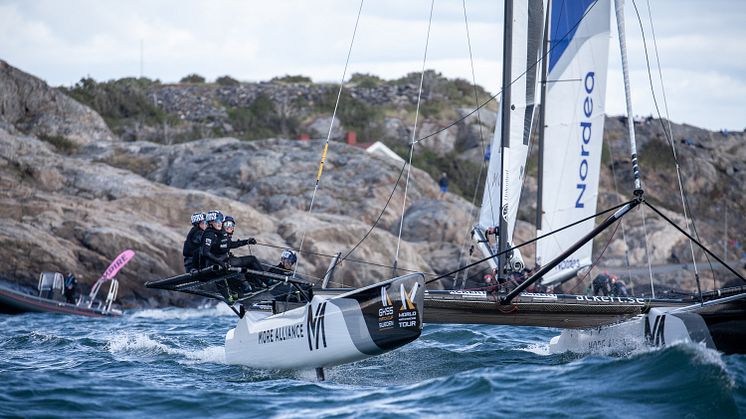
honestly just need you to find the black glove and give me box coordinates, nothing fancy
[217,256,230,270]
[248,237,257,245]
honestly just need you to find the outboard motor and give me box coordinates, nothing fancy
[38,272,64,300]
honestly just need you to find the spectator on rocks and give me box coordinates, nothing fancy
[183,211,207,272]
[438,172,448,198]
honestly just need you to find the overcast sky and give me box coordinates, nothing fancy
[1,0,744,131]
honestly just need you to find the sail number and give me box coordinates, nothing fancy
[576,71,596,209]
[556,258,581,270]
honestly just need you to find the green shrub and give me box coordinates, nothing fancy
[180,74,206,84]
[271,75,312,84]
[216,75,240,86]
[227,94,298,140]
[62,77,174,133]
[314,90,383,137]
[350,73,384,88]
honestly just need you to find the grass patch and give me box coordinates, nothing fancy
[38,134,79,154]
[103,149,156,175]
[639,138,675,171]
[387,141,486,200]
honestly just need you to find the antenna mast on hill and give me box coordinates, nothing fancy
[140,39,144,78]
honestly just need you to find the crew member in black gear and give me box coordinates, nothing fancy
[592,271,612,296]
[200,210,237,302]
[182,211,207,272]
[267,249,312,302]
[222,215,261,271]
[199,210,230,269]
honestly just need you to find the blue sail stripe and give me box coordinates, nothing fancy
[548,0,596,74]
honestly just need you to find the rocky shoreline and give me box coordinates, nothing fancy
[1,60,744,308]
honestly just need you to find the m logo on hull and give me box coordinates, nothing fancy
[307,302,327,351]
[400,282,419,310]
[645,314,666,346]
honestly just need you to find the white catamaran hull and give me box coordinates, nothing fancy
[548,294,746,354]
[225,273,425,369]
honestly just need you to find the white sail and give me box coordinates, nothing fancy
[537,0,611,286]
[479,0,546,261]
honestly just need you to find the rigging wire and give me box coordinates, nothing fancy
[567,220,622,294]
[630,0,713,296]
[642,0,702,287]
[293,0,365,278]
[454,0,491,288]
[393,0,436,272]
[424,199,635,285]
[605,140,634,285]
[256,238,437,277]
[639,204,656,298]
[298,0,602,283]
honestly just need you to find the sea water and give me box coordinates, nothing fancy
[1,306,744,418]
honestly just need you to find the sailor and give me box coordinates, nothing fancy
[63,272,78,304]
[269,249,298,275]
[592,271,611,296]
[221,215,262,271]
[223,215,257,250]
[610,275,629,297]
[182,211,207,272]
[267,249,312,302]
[199,210,242,303]
[199,210,230,269]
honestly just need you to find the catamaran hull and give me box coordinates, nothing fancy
[548,295,746,355]
[225,273,425,370]
[421,290,697,328]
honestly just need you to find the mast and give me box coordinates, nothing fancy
[535,0,551,237]
[498,0,514,278]
[613,0,644,196]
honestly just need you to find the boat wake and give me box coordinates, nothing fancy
[105,332,225,364]
[130,304,234,320]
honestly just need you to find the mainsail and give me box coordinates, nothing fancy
[536,0,611,285]
[478,0,546,272]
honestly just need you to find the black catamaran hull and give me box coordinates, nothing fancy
[316,288,671,328]
[0,284,120,317]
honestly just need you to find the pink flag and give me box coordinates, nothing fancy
[99,250,136,282]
